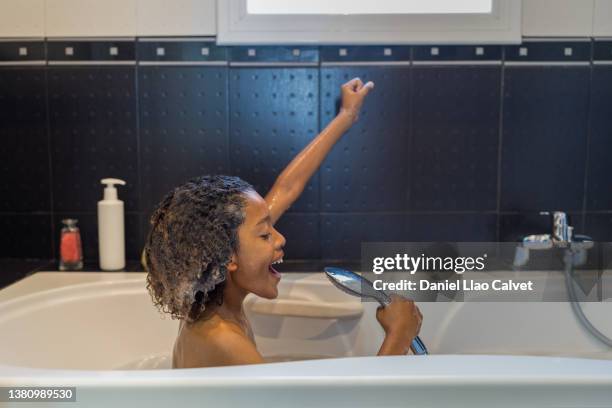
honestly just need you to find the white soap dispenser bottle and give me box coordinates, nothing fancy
[98,178,126,270]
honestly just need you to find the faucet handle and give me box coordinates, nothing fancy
[539,211,571,243]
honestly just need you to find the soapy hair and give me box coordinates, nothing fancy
[144,175,253,323]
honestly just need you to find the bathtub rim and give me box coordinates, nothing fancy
[2,355,612,387]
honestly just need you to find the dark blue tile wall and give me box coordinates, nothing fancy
[411,66,500,211]
[0,68,49,213]
[275,213,320,259]
[321,214,407,260]
[407,214,498,242]
[139,66,230,215]
[48,67,140,213]
[1,39,611,263]
[0,214,53,258]
[587,66,612,211]
[229,67,319,212]
[321,66,410,212]
[501,66,590,212]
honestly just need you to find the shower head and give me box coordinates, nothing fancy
[324,266,391,307]
[324,266,428,355]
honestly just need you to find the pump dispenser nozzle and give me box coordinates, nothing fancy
[101,178,126,201]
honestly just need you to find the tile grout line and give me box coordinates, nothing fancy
[580,39,595,233]
[226,54,232,177]
[406,46,414,215]
[134,44,144,253]
[43,38,56,261]
[495,46,507,242]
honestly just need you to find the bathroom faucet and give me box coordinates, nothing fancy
[513,211,593,267]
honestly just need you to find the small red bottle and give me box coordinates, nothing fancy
[59,219,83,271]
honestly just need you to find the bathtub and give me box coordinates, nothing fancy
[0,271,611,407]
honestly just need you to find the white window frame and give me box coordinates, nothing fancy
[217,0,521,45]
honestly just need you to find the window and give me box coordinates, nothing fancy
[218,0,520,45]
[247,0,493,15]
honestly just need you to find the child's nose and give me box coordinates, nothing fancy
[273,227,286,249]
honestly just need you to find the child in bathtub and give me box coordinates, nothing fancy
[144,78,423,368]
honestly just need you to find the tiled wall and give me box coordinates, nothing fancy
[1,38,611,262]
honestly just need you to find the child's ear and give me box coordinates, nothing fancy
[226,253,238,273]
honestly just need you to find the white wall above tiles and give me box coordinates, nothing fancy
[522,0,595,36]
[0,0,45,37]
[137,0,216,36]
[46,0,138,37]
[594,0,612,36]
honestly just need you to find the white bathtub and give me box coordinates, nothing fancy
[0,271,611,407]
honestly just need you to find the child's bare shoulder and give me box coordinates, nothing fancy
[197,317,251,349]
[175,316,263,368]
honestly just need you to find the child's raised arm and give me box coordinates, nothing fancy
[265,77,374,224]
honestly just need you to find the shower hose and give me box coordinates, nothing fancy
[564,249,612,347]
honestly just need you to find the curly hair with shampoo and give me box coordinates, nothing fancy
[144,175,253,323]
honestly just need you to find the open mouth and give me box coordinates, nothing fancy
[269,257,283,278]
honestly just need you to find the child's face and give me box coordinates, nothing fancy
[230,189,286,299]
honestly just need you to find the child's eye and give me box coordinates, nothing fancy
[260,233,271,240]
